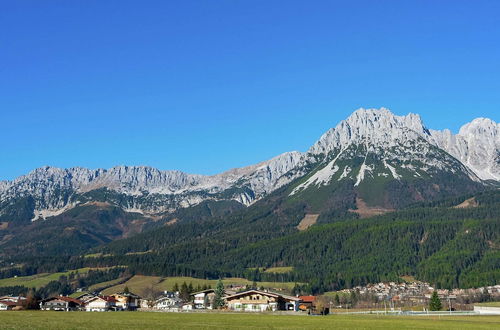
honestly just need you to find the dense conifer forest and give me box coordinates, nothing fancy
[2,190,499,294]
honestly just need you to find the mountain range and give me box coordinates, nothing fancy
[1,108,498,222]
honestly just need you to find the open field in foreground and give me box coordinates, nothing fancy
[1,311,500,330]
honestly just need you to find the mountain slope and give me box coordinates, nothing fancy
[289,108,483,210]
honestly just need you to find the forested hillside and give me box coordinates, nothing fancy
[4,190,497,294]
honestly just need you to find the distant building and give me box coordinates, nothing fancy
[154,295,183,311]
[110,292,141,311]
[224,290,300,312]
[298,296,316,311]
[0,300,19,311]
[85,296,117,312]
[39,296,84,311]
[191,289,215,309]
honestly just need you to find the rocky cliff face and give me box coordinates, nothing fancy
[430,118,500,181]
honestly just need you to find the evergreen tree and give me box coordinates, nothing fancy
[429,291,442,311]
[123,286,130,294]
[213,279,225,309]
[180,282,190,302]
[173,282,179,292]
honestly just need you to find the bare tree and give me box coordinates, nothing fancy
[140,285,162,309]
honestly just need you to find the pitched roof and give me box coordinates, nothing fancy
[41,296,83,305]
[298,295,316,303]
[86,296,117,303]
[111,292,140,298]
[191,289,215,295]
[224,290,281,300]
[0,300,18,306]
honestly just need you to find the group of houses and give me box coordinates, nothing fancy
[38,291,141,312]
[339,281,500,307]
[1,289,321,313]
[0,296,27,311]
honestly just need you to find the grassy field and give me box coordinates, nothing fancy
[0,268,96,289]
[1,311,500,329]
[264,267,294,274]
[88,277,129,292]
[100,275,298,295]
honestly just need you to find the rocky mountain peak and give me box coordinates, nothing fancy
[308,108,430,155]
[458,117,499,139]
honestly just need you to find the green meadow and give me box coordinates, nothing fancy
[0,268,94,289]
[1,311,499,329]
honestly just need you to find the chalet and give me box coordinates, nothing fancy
[298,296,316,311]
[39,296,84,311]
[224,290,300,312]
[110,292,141,311]
[85,296,117,312]
[191,289,215,309]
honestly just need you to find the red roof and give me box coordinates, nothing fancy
[44,296,84,305]
[100,296,117,303]
[299,296,316,303]
[0,300,19,306]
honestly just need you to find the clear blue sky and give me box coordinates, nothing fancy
[1,0,499,180]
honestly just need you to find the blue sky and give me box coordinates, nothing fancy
[1,0,499,180]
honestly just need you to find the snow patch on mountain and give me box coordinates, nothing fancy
[290,149,344,195]
[383,159,401,180]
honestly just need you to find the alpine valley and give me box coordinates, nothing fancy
[1,108,500,293]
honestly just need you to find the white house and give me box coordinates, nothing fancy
[85,296,116,312]
[191,289,215,309]
[154,296,183,311]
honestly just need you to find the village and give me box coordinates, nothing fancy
[0,286,307,313]
[1,280,500,315]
